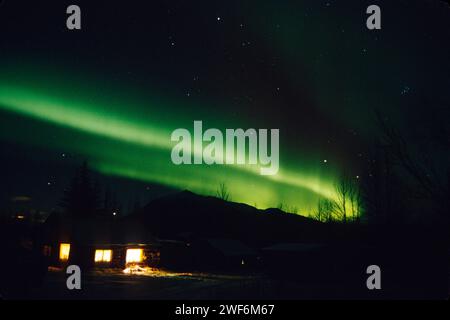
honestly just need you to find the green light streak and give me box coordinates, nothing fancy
[0,85,169,150]
[0,76,344,215]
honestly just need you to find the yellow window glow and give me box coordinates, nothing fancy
[103,250,112,262]
[126,248,143,263]
[59,243,70,261]
[94,249,112,262]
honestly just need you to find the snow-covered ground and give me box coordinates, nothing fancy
[28,269,266,300]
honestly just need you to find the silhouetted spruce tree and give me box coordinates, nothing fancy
[60,161,100,219]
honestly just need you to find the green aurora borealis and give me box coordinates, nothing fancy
[2,1,448,217]
[0,68,340,213]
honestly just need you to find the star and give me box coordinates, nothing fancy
[400,85,411,95]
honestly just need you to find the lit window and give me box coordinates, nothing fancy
[59,243,70,261]
[94,249,112,263]
[126,248,143,264]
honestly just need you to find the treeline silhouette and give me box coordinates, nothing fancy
[59,161,123,219]
[308,105,450,228]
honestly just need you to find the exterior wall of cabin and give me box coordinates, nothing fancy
[42,242,160,269]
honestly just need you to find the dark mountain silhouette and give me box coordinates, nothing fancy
[126,190,326,246]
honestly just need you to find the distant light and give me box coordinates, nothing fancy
[113,212,117,216]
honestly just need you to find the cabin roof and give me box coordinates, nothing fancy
[43,212,158,246]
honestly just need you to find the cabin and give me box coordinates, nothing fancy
[40,213,160,270]
[52,242,160,270]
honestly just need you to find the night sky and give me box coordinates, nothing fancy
[0,0,449,215]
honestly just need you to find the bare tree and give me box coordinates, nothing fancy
[331,172,364,223]
[348,175,364,222]
[216,182,231,201]
[313,199,324,222]
[313,198,336,222]
[375,106,450,218]
[275,202,297,214]
[288,205,298,215]
[349,182,363,222]
[334,173,353,223]
[323,199,336,222]
[361,142,400,224]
